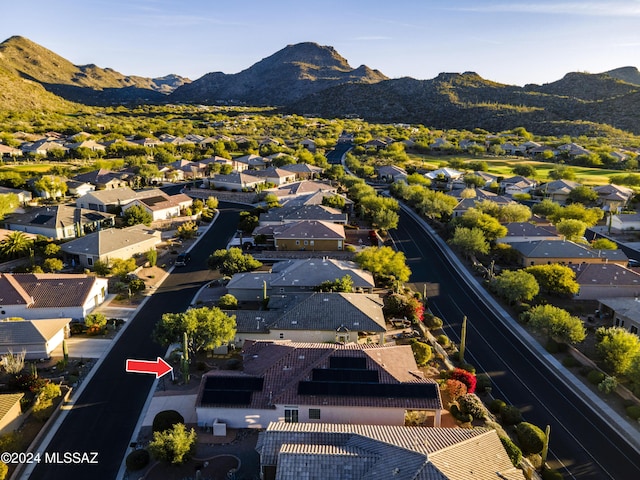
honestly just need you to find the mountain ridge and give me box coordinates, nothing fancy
[1,36,640,136]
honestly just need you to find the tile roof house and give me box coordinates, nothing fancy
[593,184,634,212]
[256,422,524,480]
[0,273,108,321]
[124,192,192,221]
[569,263,640,300]
[279,163,324,180]
[207,172,266,191]
[60,224,162,269]
[259,205,347,226]
[500,175,537,196]
[267,180,337,200]
[540,179,582,203]
[497,222,560,244]
[597,297,640,335]
[0,318,70,360]
[65,180,96,198]
[0,393,25,435]
[230,292,386,346]
[254,220,346,251]
[4,205,115,240]
[377,165,408,183]
[509,240,628,267]
[232,154,269,171]
[0,186,32,205]
[227,258,375,301]
[251,167,298,186]
[75,187,180,213]
[72,169,131,190]
[0,144,22,158]
[196,341,443,430]
[610,213,640,232]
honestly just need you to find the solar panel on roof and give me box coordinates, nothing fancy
[85,212,106,221]
[201,390,252,405]
[298,381,438,399]
[204,376,263,391]
[329,356,367,370]
[312,368,378,383]
[142,195,168,206]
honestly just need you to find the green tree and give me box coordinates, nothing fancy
[372,208,399,232]
[0,231,33,259]
[512,164,537,177]
[532,199,561,218]
[138,163,160,186]
[110,258,137,279]
[455,208,507,242]
[568,186,599,205]
[548,166,576,180]
[42,243,61,258]
[410,340,432,366]
[492,270,539,303]
[238,211,259,233]
[148,423,197,465]
[591,238,617,250]
[206,196,219,209]
[123,204,153,226]
[34,175,68,199]
[85,312,107,331]
[207,247,262,276]
[146,248,158,267]
[0,193,19,220]
[217,294,239,309]
[353,246,411,286]
[43,257,63,272]
[448,227,489,257]
[527,305,586,344]
[549,203,603,227]
[499,203,532,223]
[177,221,198,239]
[322,195,346,210]
[316,275,354,293]
[556,218,587,242]
[153,307,236,354]
[524,264,580,296]
[595,326,640,375]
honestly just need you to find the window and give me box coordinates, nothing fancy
[279,333,284,339]
[295,240,300,245]
[304,240,308,246]
[309,408,321,420]
[87,257,93,266]
[631,326,638,335]
[284,408,298,423]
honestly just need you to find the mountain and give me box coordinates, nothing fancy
[170,42,387,105]
[0,66,78,111]
[605,66,640,86]
[0,36,189,105]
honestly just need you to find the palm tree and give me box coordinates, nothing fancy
[0,231,33,259]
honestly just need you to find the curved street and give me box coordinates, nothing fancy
[391,206,640,480]
[26,204,242,480]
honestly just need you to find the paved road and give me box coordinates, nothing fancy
[28,204,242,480]
[326,141,352,164]
[391,207,640,480]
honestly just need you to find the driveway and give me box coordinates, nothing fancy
[51,337,111,359]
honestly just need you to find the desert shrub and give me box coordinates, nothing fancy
[410,340,432,366]
[128,278,146,293]
[458,394,486,420]
[587,369,605,385]
[542,469,564,480]
[0,432,20,454]
[70,323,86,335]
[598,376,618,394]
[500,435,522,467]
[500,404,523,425]
[449,404,472,423]
[126,449,150,471]
[436,334,449,346]
[475,373,491,393]
[152,410,185,433]
[515,422,546,455]
[489,398,506,414]
[626,405,640,420]
[450,367,477,393]
[217,294,238,310]
[85,312,107,331]
[445,379,467,401]
[423,313,443,329]
[562,356,579,368]
[458,362,476,374]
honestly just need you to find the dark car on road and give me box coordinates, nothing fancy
[175,252,191,266]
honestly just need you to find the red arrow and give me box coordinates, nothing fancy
[126,357,173,378]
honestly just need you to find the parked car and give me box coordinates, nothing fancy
[175,252,191,267]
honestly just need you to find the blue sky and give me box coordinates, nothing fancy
[3,0,640,86]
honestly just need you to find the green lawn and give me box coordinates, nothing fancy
[406,153,620,186]
[0,163,56,173]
